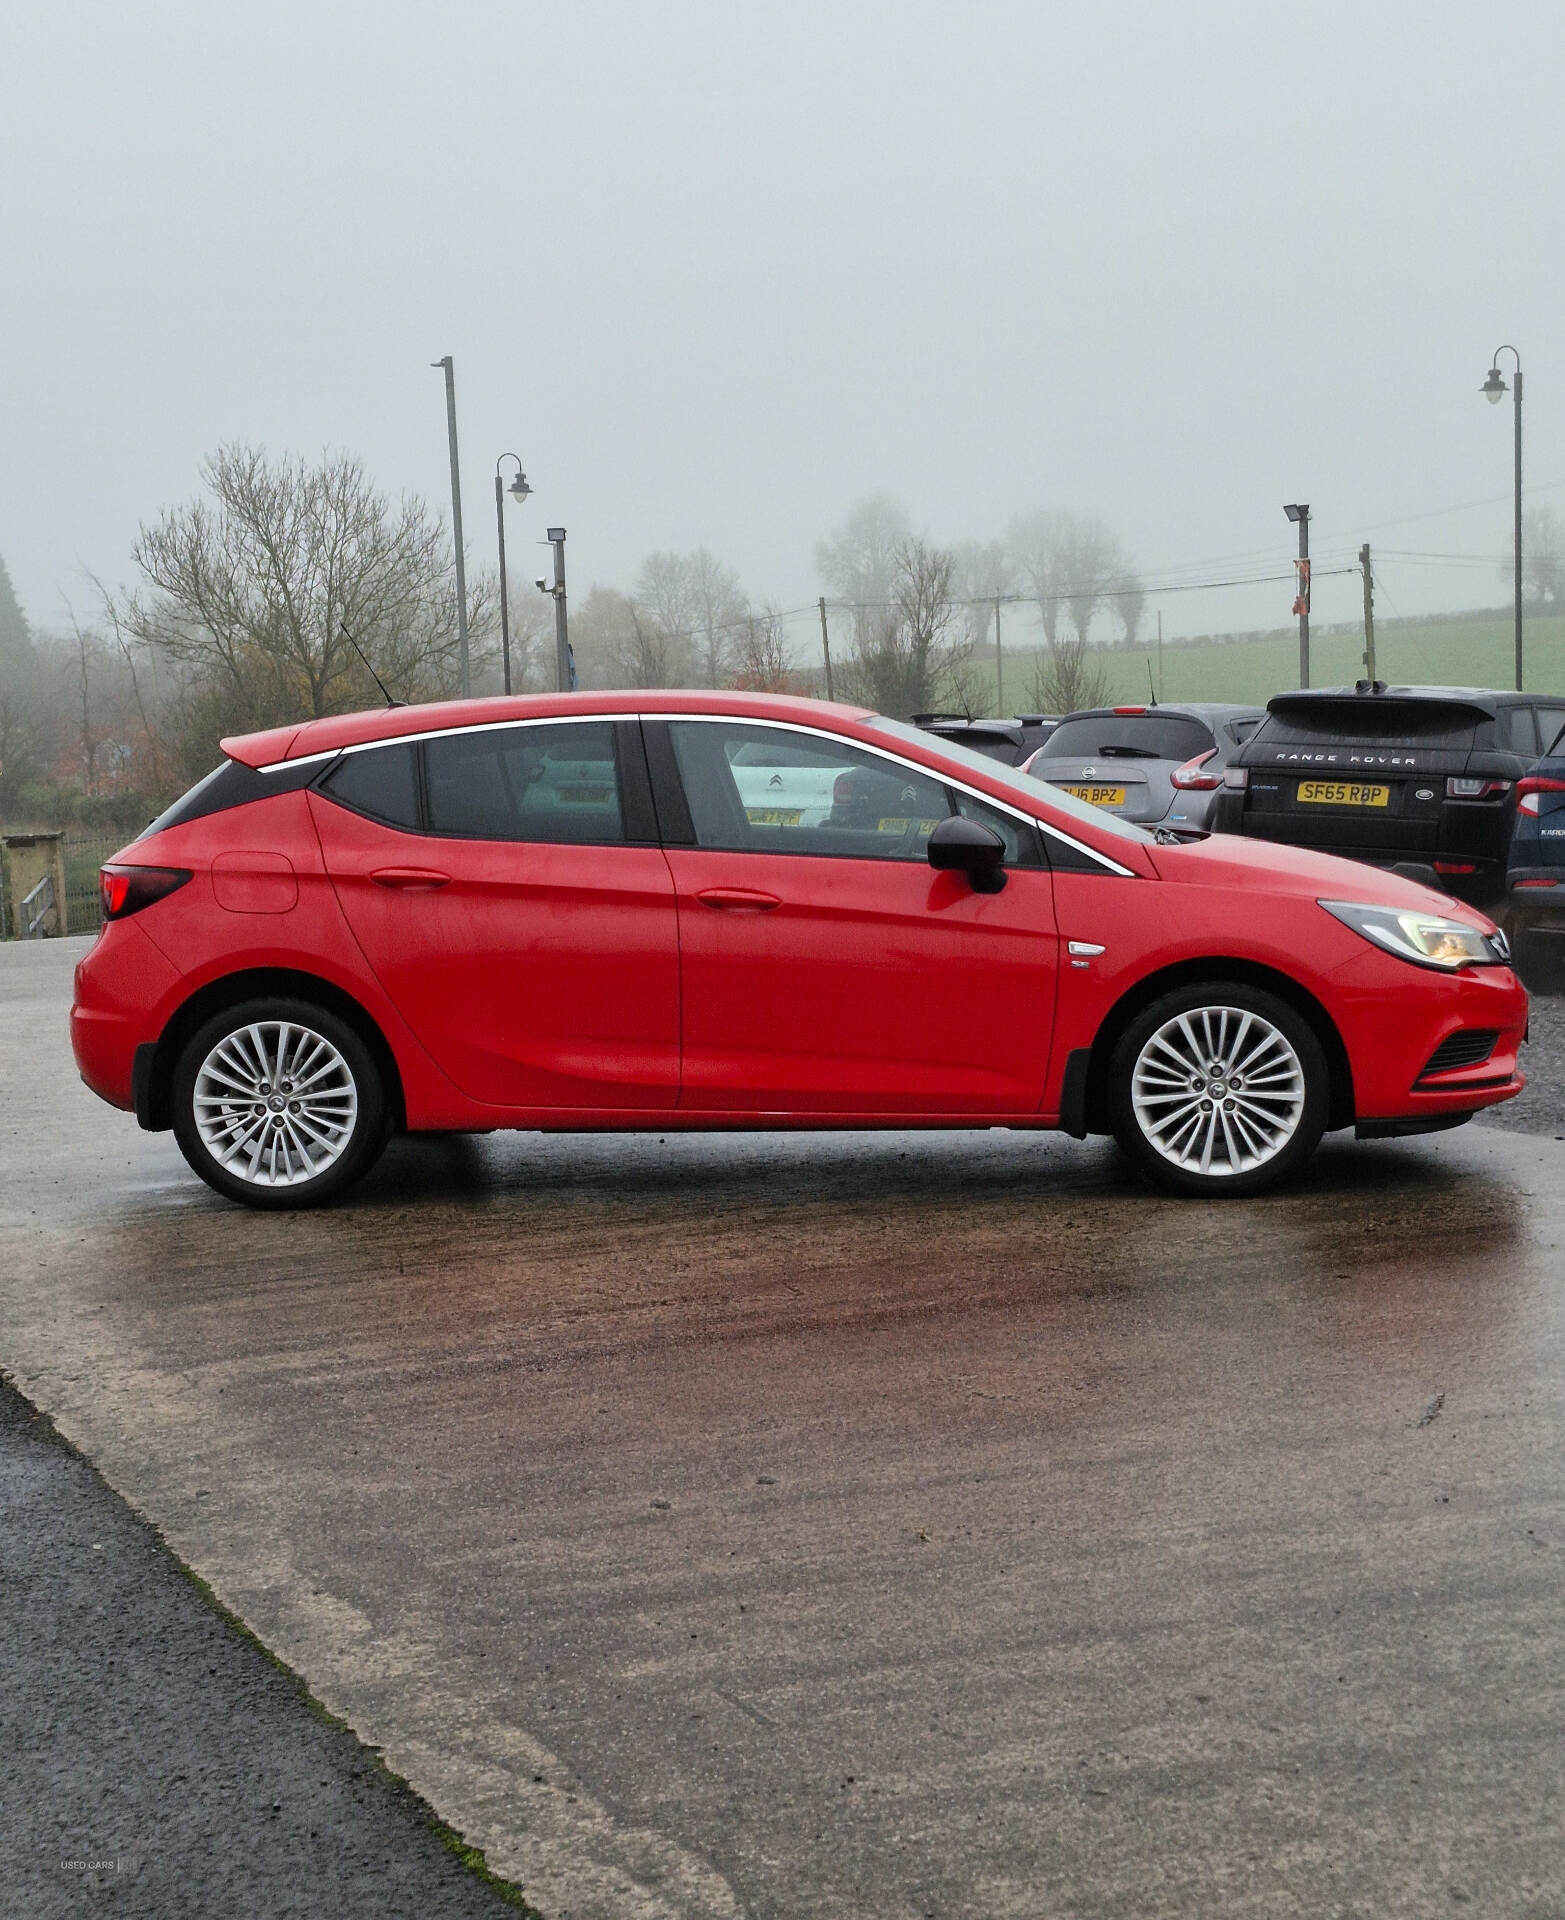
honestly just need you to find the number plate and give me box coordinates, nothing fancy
[1055,783,1127,807]
[557,785,613,804]
[1297,780,1390,807]
[745,807,802,826]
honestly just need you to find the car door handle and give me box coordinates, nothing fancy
[695,887,782,912]
[370,867,452,891]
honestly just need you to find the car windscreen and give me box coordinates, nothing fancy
[1039,714,1215,762]
[869,716,1152,844]
[1259,700,1483,752]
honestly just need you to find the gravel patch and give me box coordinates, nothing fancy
[1476,991,1565,1139]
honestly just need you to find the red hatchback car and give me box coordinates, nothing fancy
[72,691,1527,1208]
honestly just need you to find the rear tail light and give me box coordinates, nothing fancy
[1433,860,1477,876]
[1446,777,1512,799]
[1515,876,1560,887]
[100,865,192,921]
[1222,766,1248,791]
[1517,775,1565,816]
[1170,749,1221,790]
[833,772,856,804]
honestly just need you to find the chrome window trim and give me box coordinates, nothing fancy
[259,710,1138,876]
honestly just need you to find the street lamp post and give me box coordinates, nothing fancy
[431,356,471,698]
[1483,345,1524,692]
[1284,503,1311,688]
[494,455,532,695]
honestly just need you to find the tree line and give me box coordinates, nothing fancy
[0,444,1146,824]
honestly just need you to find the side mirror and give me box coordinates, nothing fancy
[927,814,1007,892]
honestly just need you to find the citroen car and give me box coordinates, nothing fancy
[72,691,1526,1209]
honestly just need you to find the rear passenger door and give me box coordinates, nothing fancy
[309,721,680,1111]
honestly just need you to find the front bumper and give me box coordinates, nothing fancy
[1324,948,1528,1125]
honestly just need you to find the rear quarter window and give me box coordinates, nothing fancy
[318,742,421,828]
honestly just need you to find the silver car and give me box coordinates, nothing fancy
[1023,702,1265,833]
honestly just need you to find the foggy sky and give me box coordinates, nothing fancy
[4,0,1563,656]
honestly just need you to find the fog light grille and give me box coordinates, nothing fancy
[1418,1029,1499,1079]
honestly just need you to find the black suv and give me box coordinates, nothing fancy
[1210,683,1565,906]
[912,713,1059,765]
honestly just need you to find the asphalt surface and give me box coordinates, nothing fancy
[4,935,1565,1918]
[0,1379,526,1919]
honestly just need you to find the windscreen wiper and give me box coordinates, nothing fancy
[1097,744,1161,758]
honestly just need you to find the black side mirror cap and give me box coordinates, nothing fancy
[927,814,1007,892]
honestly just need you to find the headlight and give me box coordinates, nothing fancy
[1319,899,1510,970]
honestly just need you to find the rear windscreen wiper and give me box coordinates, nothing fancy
[1097,745,1161,758]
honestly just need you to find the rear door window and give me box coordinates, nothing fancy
[1504,708,1540,755]
[425,722,626,844]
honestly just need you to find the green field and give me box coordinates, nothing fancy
[984,610,1565,713]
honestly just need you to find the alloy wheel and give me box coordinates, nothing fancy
[1129,1004,1306,1178]
[192,1020,359,1189]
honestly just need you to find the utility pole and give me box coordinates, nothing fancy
[818,597,835,702]
[1360,543,1376,683]
[432,356,470,697]
[1156,609,1164,702]
[1482,347,1524,691]
[994,594,1004,713]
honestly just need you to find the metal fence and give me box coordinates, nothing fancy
[1,828,127,937]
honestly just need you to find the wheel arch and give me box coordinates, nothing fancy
[139,968,406,1133]
[1080,957,1354,1135]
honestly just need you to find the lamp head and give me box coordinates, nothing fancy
[1482,367,1507,404]
[508,470,532,504]
[1283,503,1309,524]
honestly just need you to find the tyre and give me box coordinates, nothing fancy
[171,998,389,1210]
[1106,983,1329,1198]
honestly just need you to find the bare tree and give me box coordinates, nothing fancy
[1058,519,1120,645]
[1112,568,1146,648]
[572,587,683,689]
[816,494,911,648]
[842,539,972,717]
[1519,506,1565,607]
[729,604,794,691]
[951,539,1012,661]
[117,444,491,731]
[1007,509,1068,646]
[1028,635,1112,715]
[635,548,747,685]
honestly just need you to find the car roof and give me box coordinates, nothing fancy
[221,689,879,769]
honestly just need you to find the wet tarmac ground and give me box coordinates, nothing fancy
[4,936,1565,1917]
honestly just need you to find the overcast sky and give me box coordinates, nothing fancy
[4,0,1563,654]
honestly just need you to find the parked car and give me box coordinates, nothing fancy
[1506,719,1565,974]
[1210,684,1565,906]
[73,690,1525,1209]
[913,713,1060,764]
[1022,703,1265,832]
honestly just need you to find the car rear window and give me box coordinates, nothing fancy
[1259,700,1483,752]
[1039,714,1215,762]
